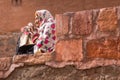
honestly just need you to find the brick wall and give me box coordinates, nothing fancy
[55,6,120,61]
[2,6,120,79]
[0,33,19,58]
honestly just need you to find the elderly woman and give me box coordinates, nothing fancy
[33,10,56,54]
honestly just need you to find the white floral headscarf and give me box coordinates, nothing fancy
[35,10,53,20]
[34,10,56,53]
[35,10,54,26]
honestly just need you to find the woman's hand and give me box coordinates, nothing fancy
[32,33,39,43]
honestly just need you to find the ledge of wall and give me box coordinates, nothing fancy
[1,54,120,79]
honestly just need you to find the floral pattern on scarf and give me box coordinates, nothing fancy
[34,10,56,53]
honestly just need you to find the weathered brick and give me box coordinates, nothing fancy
[117,37,120,59]
[86,38,118,59]
[72,10,93,35]
[0,71,3,79]
[0,34,19,58]
[55,39,83,62]
[3,63,24,79]
[13,53,52,65]
[0,57,12,70]
[55,14,70,37]
[97,8,118,32]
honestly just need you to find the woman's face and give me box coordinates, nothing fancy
[35,19,40,27]
[35,13,43,27]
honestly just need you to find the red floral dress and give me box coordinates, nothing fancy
[34,19,56,53]
[34,10,56,53]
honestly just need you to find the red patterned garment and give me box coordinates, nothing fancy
[34,10,56,53]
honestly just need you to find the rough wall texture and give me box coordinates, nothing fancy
[1,0,120,34]
[4,65,120,80]
[55,6,120,61]
[0,33,19,58]
[2,5,120,80]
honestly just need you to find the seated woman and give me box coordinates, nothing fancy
[33,10,56,54]
[16,10,56,55]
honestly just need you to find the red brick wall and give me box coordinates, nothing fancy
[1,0,120,34]
[55,6,120,61]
